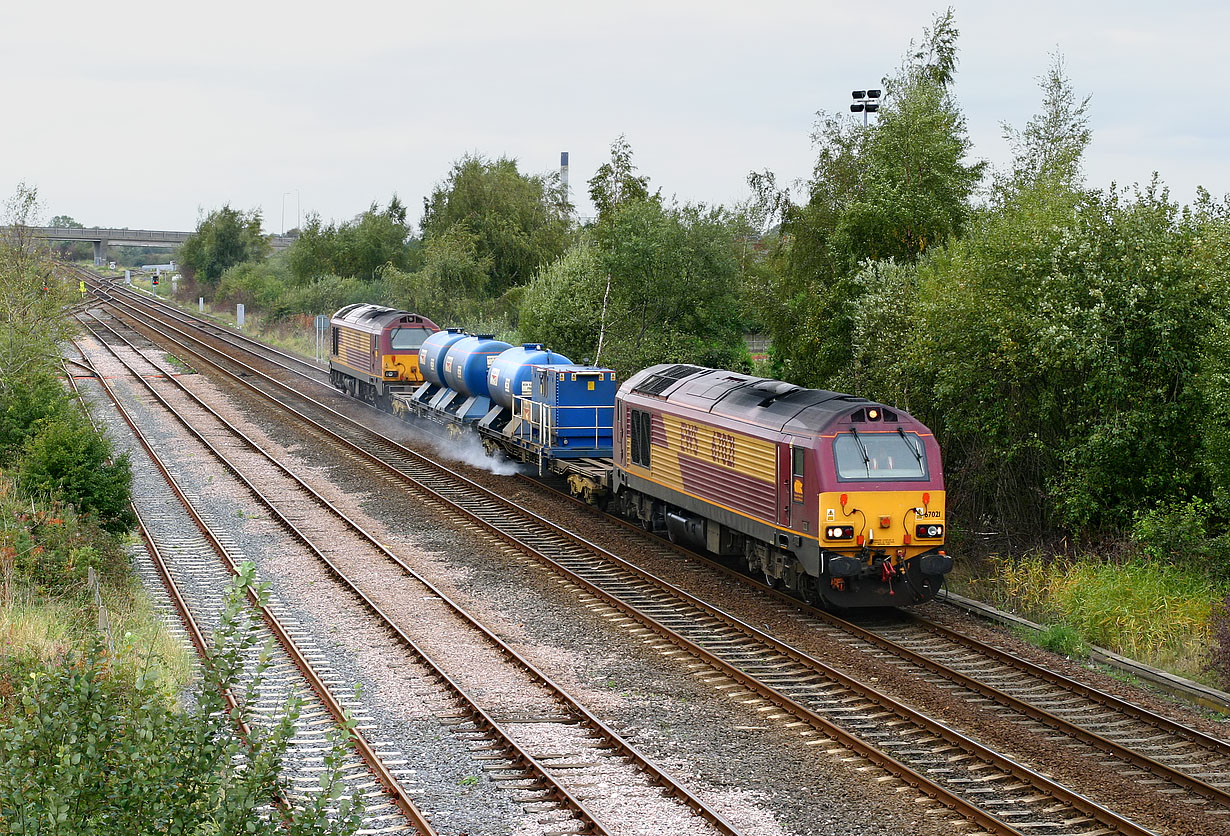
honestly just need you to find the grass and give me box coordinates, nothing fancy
[1019,623,1088,658]
[161,292,323,364]
[975,552,1220,681]
[0,577,193,700]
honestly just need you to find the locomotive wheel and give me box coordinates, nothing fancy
[798,573,820,606]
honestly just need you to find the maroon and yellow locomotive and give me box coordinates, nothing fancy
[610,365,951,608]
[328,304,438,406]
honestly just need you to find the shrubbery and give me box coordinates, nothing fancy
[0,480,126,597]
[0,370,71,465]
[0,569,363,836]
[16,413,134,535]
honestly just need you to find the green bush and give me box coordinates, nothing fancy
[0,566,363,835]
[268,275,385,322]
[1132,497,1230,581]
[15,413,135,534]
[0,371,72,467]
[213,261,289,310]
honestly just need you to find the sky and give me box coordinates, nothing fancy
[2,1,1226,234]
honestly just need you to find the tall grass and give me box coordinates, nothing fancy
[989,553,1218,679]
[1,582,193,696]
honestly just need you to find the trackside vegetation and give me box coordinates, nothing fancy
[157,10,1230,684]
[0,187,363,834]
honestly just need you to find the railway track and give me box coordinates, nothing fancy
[75,307,741,835]
[73,274,1210,834]
[527,476,1230,813]
[64,342,430,835]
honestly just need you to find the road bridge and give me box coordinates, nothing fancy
[2,226,297,264]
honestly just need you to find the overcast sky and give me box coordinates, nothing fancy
[3,1,1226,234]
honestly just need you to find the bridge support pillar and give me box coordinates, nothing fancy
[92,239,108,266]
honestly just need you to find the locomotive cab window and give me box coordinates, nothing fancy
[390,327,432,350]
[629,409,652,467]
[834,431,927,481]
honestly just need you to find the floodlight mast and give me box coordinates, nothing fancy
[850,88,882,127]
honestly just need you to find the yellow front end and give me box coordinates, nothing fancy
[818,490,946,564]
[382,353,426,384]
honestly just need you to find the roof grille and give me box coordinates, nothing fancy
[632,364,702,396]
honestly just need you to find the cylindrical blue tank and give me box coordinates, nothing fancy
[487,344,572,411]
[442,335,512,398]
[418,329,467,387]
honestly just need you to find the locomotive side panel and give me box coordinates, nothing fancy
[623,409,779,523]
[333,322,378,377]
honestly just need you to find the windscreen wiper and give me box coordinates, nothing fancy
[898,426,923,465]
[848,427,871,477]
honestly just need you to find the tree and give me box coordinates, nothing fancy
[286,197,416,283]
[0,185,77,396]
[999,52,1092,196]
[588,136,659,223]
[384,224,493,325]
[517,237,608,362]
[755,8,985,388]
[519,200,749,376]
[48,214,91,261]
[178,205,269,285]
[420,155,573,297]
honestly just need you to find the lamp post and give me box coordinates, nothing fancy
[281,190,301,236]
[850,88,882,126]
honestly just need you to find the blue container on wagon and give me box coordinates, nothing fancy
[418,329,467,388]
[488,344,572,411]
[442,335,512,398]
[518,364,617,458]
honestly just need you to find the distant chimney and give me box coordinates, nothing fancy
[560,151,569,190]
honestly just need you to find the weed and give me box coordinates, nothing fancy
[1210,594,1230,686]
[459,775,480,787]
[1026,623,1088,658]
[162,353,195,375]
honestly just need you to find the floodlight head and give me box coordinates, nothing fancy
[852,90,866,99]
[865,103,880,113]
[868,89,882,99]
[850,103,865,113]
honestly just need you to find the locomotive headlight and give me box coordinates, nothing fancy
[915,524,944,539]
[825,525,855,540]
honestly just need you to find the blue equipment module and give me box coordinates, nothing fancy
[513,364,616,459]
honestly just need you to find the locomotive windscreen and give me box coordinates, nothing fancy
[834,431,928,481]
[390,327,433,350]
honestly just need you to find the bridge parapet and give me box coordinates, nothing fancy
[0,226,297,264]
